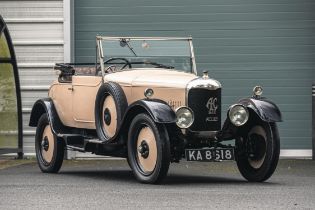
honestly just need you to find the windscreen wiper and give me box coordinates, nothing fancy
[120,38,137,57]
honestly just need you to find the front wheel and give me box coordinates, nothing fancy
[35,114,65,173]
[127,113,170,184]
[235,122,280,182]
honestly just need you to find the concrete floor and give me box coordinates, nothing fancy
[0,159,314,209]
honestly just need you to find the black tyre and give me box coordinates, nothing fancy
[35,114,64,173]
[235,121,280,182]
[95,82,127,141]
[126,156,132,169]
[128,113,170,184]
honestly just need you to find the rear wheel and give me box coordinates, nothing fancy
[35,114,64,173]
[127,113,170,184]
[235,121,280,182]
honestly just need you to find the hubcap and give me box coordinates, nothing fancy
[103,108,111,125]
[41,137,49,151]
[136,126,157,173]
[138,140,150,158]
[247,126,267,169]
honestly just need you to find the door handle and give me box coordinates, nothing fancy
[68,87,74,91]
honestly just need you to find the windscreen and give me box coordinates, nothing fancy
[101,38,192,72]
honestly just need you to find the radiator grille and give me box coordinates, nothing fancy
[188,88,221,131]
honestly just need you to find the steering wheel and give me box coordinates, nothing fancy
[104,58,132,70]
[105,65,116,73]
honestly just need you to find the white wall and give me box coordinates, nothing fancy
[0,0,65,154]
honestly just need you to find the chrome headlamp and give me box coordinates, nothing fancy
[175,107,194,129]
[228,104,249,126]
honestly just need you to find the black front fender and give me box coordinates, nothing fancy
[29,98,68,135]
[126,99,176,123]
[238,97,282,122]
[112,99,176,144]
[219,97,282,140]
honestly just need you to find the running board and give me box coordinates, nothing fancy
[66,140,104,153]
[64,134,125,155]
[86,139,104,144]
[67,145,85,152]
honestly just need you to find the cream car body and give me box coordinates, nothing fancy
[48,69,200,129]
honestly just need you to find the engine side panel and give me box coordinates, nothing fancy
[131,86,185,110]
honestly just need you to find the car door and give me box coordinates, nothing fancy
[71,75,102,129]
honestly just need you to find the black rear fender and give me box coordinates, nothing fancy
[29,98,67,135]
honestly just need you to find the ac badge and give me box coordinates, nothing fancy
[206,97,218,122]
[206,97,218,115]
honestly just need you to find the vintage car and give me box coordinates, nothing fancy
[29,36,282,184]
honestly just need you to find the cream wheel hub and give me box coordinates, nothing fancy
[41,125,54,163]
[136,126,157,173]
[248,126,267,169]
[102,94,117,138]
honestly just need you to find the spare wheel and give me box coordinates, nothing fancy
[95,82,127,141]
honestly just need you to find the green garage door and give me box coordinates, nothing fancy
[74,0,315,149]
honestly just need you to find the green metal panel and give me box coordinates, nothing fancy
[74,0,315,149]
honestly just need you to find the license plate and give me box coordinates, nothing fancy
[185,148,235,161]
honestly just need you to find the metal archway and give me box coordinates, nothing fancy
[0,15,23,158]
